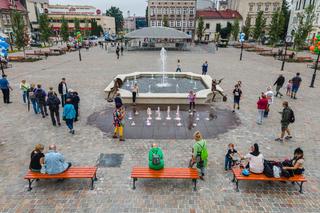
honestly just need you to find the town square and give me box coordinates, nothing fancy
[0,0,320,212]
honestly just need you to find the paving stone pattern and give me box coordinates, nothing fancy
[0,46,319,212]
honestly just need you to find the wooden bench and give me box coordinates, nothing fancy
[24,167,98,191]
[131,167,199,191]
[231,167,307,193]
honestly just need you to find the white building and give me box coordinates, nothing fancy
[287,0,319,38]
[25,0,49,31]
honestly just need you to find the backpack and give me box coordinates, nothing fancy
[151,150,161,165]
[35,89,45,101]
[289,109,295,123]
[263,160,274,178]
[196,141,208,163]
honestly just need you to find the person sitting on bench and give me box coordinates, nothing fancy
[44,144,72,174]
[148,143,164,170]
[29,144,45,172]
[282,147,305,176]
[240,143,264,174]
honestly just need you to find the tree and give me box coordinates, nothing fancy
[242,16,251,40]
[196,17,204,41]
[145,7,148,25]
[106,6,124,33]
[269,9,285,45]
[60,16,69,42]
[74,18,80,35]
[294,5,316,50]
[280,0,290,40]
[216,23,221,33]
[231,19,240,41]
[83,19,90,37]
[163,16,169,27]
[253,11,266,41]
[11,11,28,56]
[90,19,103,36]
[39,13,51,46]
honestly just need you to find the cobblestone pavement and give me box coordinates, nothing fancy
[0,46,320,213]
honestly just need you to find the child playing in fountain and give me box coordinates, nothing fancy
[224,143,238,171]
[188,91,196,113]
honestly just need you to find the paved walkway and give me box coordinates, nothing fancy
[0,46,319,212]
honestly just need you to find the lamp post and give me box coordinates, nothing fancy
[310,51,320,87]
[239,33,245,61]
[309,35,320,88]
[281,36,292,71]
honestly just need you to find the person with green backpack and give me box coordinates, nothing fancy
[148,143,164,170]
[189,131,208,180]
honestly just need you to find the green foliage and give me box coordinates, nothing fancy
[231,19,240,41]
[294,5,316,50]
[242,17,251,40]
[216,23,221,33]
[145,7,148,25]
[269,9,285,44]
[253,11,266,40]
[60,16,69,42]
[74,18,80,35]
[280,0,290,39]
[90,19,103,36]
[11,11,28,51]
[83,19,90,37]
[197,17,204,41]
[39,13,51,45]
[106,6,124,33]
[163,16,169,27]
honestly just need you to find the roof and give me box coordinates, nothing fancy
[197,9,242,20]
[125,27,191,39]
[0,0,27,11]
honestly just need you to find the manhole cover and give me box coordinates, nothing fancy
[97,153,124,168]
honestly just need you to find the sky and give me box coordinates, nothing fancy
[50,0,147,16]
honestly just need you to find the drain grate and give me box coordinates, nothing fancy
[97,153,124,168]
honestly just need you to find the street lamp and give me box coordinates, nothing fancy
[239,33,245,61]
[309,34,320,88]
[281,36,292,71]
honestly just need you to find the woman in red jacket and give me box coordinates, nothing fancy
[257,93,268,125]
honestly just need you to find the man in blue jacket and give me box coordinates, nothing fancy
[0,75,13,104]
[45,144,71,174]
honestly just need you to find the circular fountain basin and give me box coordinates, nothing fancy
[104,72,224,105]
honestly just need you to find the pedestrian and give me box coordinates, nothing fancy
[188,90,196,112]
[0,74,13,104]
[224,143,238,171]
[112,106,126,141]
[275,101,294,142]
[291,72,302,99]
[211,79,223,102]
[237,81,242,88]
[264,87,274,117]
[46,91,61,126]
[189,131,208,180]
[29,144,45,172]
[34,84,48,118]
[148,143,164,170]
[63,98,76,134]
[286,80,292,96]
[44,144,72,174]
[116,46,120,59]
[232,84,242,112]
[273,74,285,97]
[202,61,208,75]
[29,84,39,114]
[114,93,123,109]
[256,93,268,125]
[20,80,30,104]
[176,59,182,72]
[58,78,68,107]
[120,45,124,56]
[131,83,139,105]
[71,91,80,122]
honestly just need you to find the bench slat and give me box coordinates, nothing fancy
[24,167,97,179]
[131,167,199,179]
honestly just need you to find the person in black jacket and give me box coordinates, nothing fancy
[34,84,48,118]
[273,74,285,97]
[46,91,61,126]
[58,78,68,107]
[71,91,80,122]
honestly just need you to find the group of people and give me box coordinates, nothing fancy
[115,44,124,59]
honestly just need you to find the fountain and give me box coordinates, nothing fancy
[155,107,162,120]
[148,85,151,93]
[190,76,193,83]
[176,84,179,93]
[134,75,137,83]
[166,106,172,120]
[126,79,130,87]
[193,81,197,90]
[131,121,136,126]
[147,107,152,120]
[128,112,133,120]
[172,73,176,79]
[156,47,170,87]
[175,106,181,121]
[196,113,200,121]
[151,74,154,79]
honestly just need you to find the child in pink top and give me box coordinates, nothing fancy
[286,80,292,96]
[188,91,196,112]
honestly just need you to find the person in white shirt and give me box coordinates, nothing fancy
[264,86,274,117]
[176,59,182,72]
[240,143,264,174]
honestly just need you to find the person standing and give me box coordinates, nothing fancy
[34,84,48,118]
[114,93,123,109]
[58,78,68,107]
[176,59,182,72]
[0,75,13,104]
[291,73,302,99]
[275,101,294,142]
[116,45,120,59]
[112,107,126,141]
[273,74,285,97]
[46,91,61,126]
[131,83,139,105]
[71,91,80,122]
[232,84,242,112]
[202,61,208,75]
[189,131,208,180]
[20,80,30,104]
[264,87,274,117]
[63,99,76,134]
[256,93,268,125]
[120,45,124,56]
[29,84,39,114]
[148,143,164,170]
[188,90,196,112]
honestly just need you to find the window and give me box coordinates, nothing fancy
[205,23,210,29]
[265,3,270,12]
[249,4,254,12]
[176,20,181,27]
[170,20,175,27]
[164,7,168,15]
[183,7,188,15]
[170,8,175,15]
[183,21,187,28]
[157,8,162,15]
[151,20,156,26]
[189,21,194,28]
[157,20,162,26]
[189,8,194,15]
[176,8,181,15]
[257,4,262,11]
[150,8,154,16]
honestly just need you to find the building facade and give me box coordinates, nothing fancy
[47,4,115,35]
[25,0,49,32]
[0,0,29,35]
[287,0,319,38]
[147,0,197,37]
[196,9,242,41]
[227,0,282,27]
